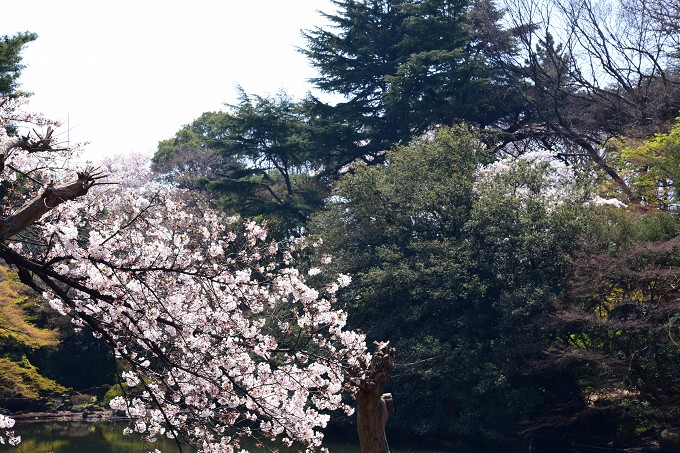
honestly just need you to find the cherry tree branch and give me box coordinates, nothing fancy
[0,168,106,240]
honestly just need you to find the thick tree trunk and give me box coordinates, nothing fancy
[353,342,396,453]
[357,391,393,453]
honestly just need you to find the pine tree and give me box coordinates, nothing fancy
[301,0,502,160]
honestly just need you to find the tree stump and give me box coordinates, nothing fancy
[353,342,396,453]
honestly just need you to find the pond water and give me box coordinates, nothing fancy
[0,422,506,453]
[0,422,183,453]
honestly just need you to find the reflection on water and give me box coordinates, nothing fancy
[0,421,504,453]
[0,422,186,453]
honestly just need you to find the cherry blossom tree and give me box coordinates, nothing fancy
[0,95,379,452]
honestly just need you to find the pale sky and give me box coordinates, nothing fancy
[0,0,334,161]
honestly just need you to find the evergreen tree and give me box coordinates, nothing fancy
[0,32,36,96]
[153,90,327,236]
[301,0,505,160]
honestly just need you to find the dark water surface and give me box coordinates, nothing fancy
[0,422,506,452]
[0,422,184,452]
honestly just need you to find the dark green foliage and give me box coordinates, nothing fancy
[28,328,117,391]
[0,32,36,96]
[311,126,589,439]
[301,0,508,160]
[153,90,328,236]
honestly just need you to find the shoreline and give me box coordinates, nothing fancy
[10,410,129,423]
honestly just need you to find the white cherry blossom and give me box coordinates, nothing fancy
[0,96,368,452]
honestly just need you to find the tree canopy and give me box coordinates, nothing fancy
[310,126,592,439]
[153,91,328,235]
[153,0,518,235]
[301,0,511,159]
[492,0,680,201]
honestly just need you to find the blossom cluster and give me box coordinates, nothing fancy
[15,173,363,451]
[474,150,585,210]
[0,414,19,446]
[1,98,367,452]
[475,150,630,212]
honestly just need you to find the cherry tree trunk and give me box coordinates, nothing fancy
[354,342,396,453]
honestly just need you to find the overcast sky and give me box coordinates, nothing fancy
[0,0,334,161]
